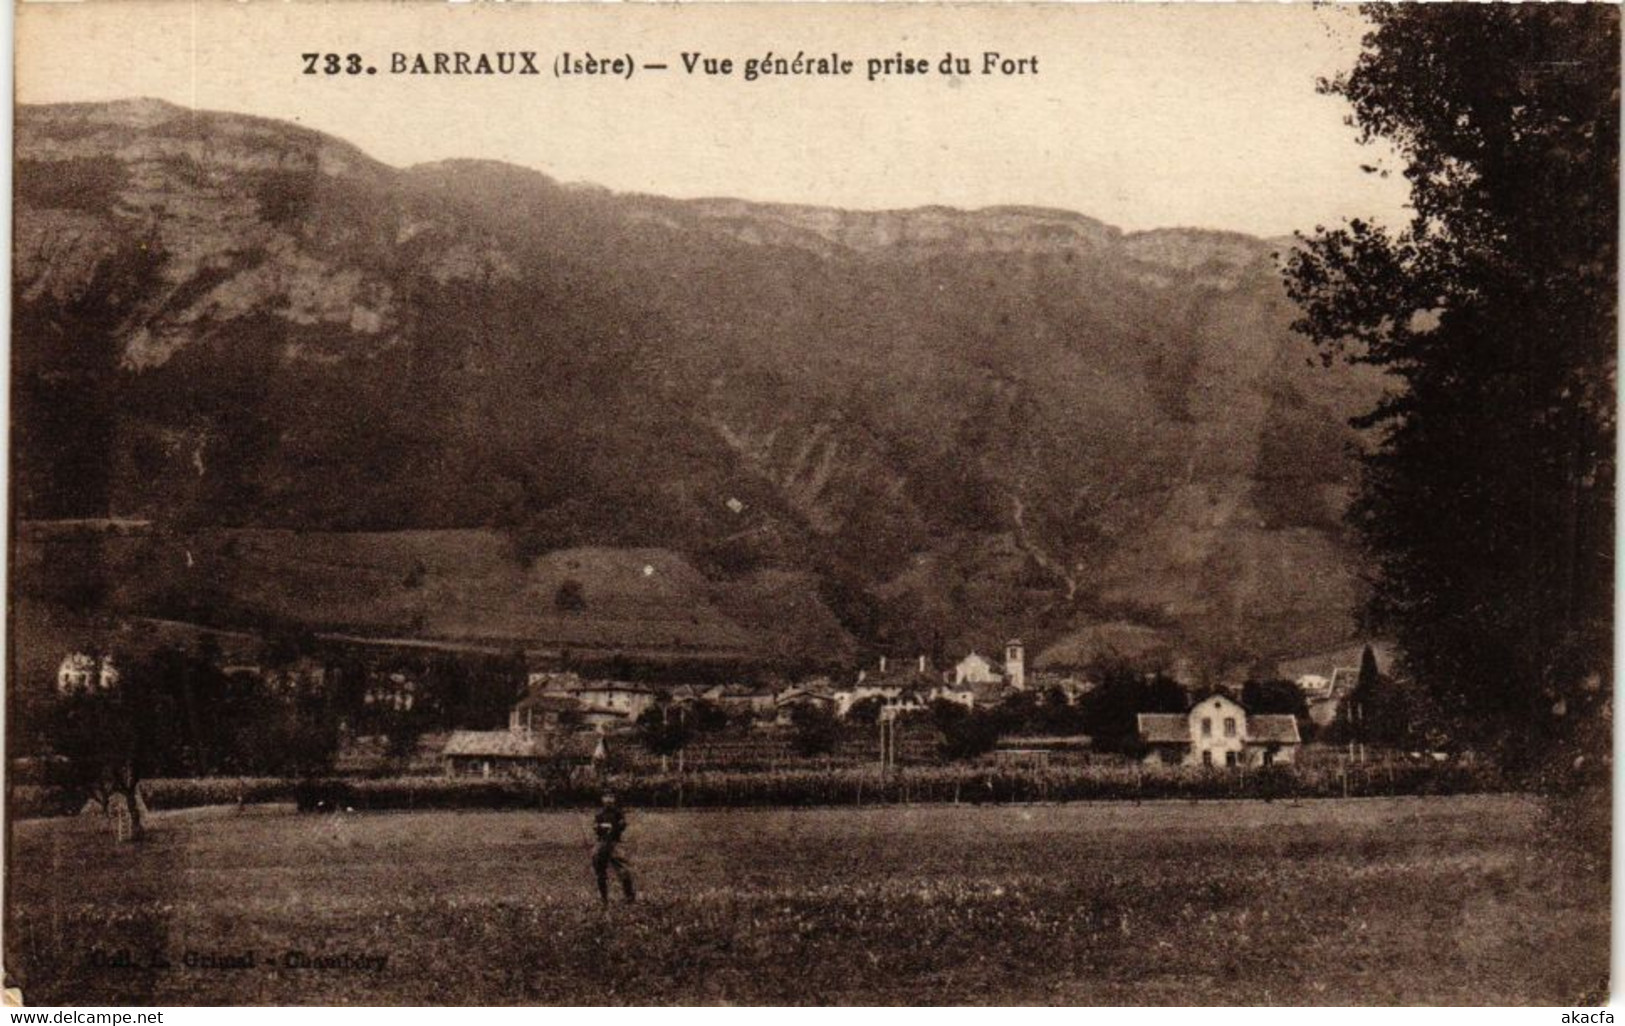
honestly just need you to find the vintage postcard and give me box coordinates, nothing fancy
[5,0,1615,1008]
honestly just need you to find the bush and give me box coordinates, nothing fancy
[144,777,296,809]
[789,703,840,757]
[8,785,87,818]
[935,707,1001,762]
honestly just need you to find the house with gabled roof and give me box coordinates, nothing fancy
[442,728,603,779]
[1137,693,1301,767]
[704,682,777,716]
[509,691,582,734]
[774,682,838,724]
[566,680,659,727]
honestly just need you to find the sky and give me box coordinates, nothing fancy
[15,1,1414,237]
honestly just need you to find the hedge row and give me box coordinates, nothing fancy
[589,762,1505,807]
[9,761,1506,819]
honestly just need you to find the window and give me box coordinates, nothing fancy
[1202,750,1213,767]
[1201,717,1212,737]
[1262,750,1275,767]
[1225,751,1238,767]
[1224,717,1237,738]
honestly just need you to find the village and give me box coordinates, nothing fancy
[439,638,1395,779]
[36,626,1398,794]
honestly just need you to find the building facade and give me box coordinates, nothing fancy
[1137,694,1301,767]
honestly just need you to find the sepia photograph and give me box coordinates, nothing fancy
[4,0,1616,1007]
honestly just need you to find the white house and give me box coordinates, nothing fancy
[928,684,977,710]
[953,652,1000,685]
[1137,694,1301,767]
[56,652,119,694]
[1296,674,1332,699]
[834,683,907,717]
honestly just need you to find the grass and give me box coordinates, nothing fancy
[15,526,759,656]
[4,795,1607,1005]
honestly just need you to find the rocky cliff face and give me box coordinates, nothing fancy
[12,99,1382,674]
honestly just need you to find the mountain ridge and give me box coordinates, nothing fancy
[12,98,1381,677]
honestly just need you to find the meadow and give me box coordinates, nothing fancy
[5,795,1607,1005]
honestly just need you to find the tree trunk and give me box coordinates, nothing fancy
[120,773,146,841]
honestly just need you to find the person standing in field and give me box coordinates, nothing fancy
[591,792,635,904]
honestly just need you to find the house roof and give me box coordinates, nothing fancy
[853,682,905,695]
[1138,713,1191,744]
[1247,715,1303,744]
[576,703,634,719]
[776,687,835,705]
[569,680,658,695]
[714,685,775,699]
[1028,672,1091,690]
[443,729,602,760]
[862,666,941,691]
[964,679,1007,703]
[513,693,582,714]
[443,730,546,758]
[528,671,584,692]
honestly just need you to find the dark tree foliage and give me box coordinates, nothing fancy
[381,708,429,766]
[1283,6,1618,768]
[846,695,888,726]
[1356,644,1381,694]
[48,653,184,839]
[931,700,1001,762]
[45,643,343,838]
[1078,668,1187,754]
[993,689,1041,733]
[686,699,731,734]
[788,701,841,757]
[1241,679,1310,721]
[636,703,694,758]
[554,579,587,613]
[994,687,1088,736]
[12,227,162,520]
[1324,668,1448,754]
[219,670,341,779]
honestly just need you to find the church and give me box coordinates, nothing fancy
[951,640,1026,691]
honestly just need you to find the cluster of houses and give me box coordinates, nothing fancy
[49,634,1394,779]
[511,641,1048,729]
[436,639,1329,778]
[440,641,1055,777]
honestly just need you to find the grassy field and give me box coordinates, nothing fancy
[5,795,1607,1005]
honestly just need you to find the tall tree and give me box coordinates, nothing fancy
[636,702,694,771]
[1284,6,1617,767]
[50,649,186,840]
